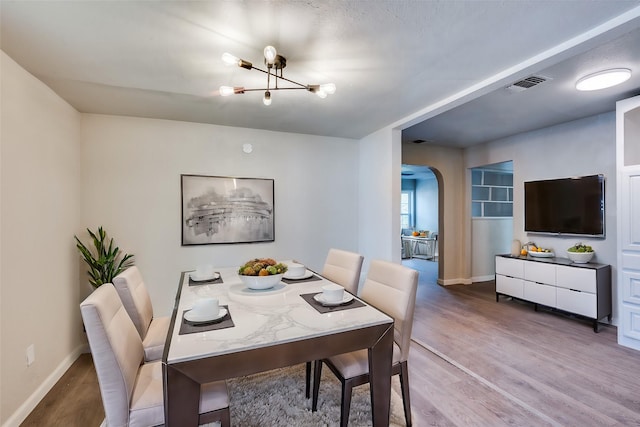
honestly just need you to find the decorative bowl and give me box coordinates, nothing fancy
[239,273,284,290]
[566,250,594,264]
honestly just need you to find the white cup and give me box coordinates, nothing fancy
[322,284,344,303]
[191,298,219,317]
[287,262,306,277]
[195,264,214,278]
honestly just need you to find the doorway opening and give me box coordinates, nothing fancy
[400,164,442,285]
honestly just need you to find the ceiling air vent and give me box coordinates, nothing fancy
[506,75,550,93]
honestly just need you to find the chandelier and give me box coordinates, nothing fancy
[219,46,336,106]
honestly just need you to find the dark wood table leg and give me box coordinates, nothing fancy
[368,324,394,427]
[164,363,200,427]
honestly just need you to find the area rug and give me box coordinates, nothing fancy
[204,363,407,427]
[101,363,407,426]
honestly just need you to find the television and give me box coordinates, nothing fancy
[524,174,605,237]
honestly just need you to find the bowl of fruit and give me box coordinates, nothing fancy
[238,258,288,290]
[567,243,594,264]
[526,245,554,258]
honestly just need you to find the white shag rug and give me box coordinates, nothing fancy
[101,363,407,427]
[219,363,407,427]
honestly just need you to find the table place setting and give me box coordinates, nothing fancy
[282,261,322,283]
[301,283,365,314]
[180,297,234,334]
[188,264,223,286]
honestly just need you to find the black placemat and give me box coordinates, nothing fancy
[282,274,322,284]
[179,305,234,335]
[300,293,365,313]
[188,272,224,286]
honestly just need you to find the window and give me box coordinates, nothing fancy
[401,191,414,229]
[471,168,513,218]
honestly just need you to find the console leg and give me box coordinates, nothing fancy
[593,320,600,333]
[496,293,499,302]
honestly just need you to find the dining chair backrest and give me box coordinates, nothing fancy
[80,283,144,427]
[113,266,154,339]
[360,259,418,362]
[321,248,364,295]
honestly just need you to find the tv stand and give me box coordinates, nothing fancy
[495,255,611,332]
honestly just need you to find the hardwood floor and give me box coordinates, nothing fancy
[22,259,640,426]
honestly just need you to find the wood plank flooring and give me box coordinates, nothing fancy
[21,259,640,426]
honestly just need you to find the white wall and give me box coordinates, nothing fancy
[80,114,360,315]
[358,127,402,280]
[471,218,513,281]
[1,51,83,425]
[466,112,618,320]
[415,176,438,233]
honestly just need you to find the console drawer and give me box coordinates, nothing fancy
[496,274,524,298]
[556,287,596,318]
[496,257,524,278]
[524,280,556,307]
[524,261,556,285]
[556,265,596,293]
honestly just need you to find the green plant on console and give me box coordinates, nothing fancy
[75,227,134,289]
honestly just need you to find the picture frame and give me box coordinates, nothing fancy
[181,174,275,245]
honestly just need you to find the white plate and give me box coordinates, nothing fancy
[184,307,227,324]
[284,269,314,280]
[313,293,354,307]
[190,271,220,282]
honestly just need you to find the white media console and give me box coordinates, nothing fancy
[495,254,611,332]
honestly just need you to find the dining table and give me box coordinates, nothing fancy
[162,261,394,426]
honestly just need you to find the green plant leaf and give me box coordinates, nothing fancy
[75,227,135,289]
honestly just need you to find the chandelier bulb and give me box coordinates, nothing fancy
[222,52,240,66]
[264,46,277,65]
[263,90,272,106]
[316,90,328,99]
[319,83,336,95]
[219,86,235,96]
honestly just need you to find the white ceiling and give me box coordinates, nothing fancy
[2,1,640,146]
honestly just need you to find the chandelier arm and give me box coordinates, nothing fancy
[241,87,308,92]
[247,65,308,89]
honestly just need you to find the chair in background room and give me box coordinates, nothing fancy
[304,248,365,398]
[113,266,170,361]
[312,259,418,427]
[80,284,230,427]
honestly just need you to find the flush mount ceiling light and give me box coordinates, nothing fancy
[219,46,336,106]
[575,68,631,91]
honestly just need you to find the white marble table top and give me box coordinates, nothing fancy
[166,262,393,364]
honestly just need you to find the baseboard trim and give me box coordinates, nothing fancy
[439,277,473,286]
[2,345,86,427]
[471,274,495,283]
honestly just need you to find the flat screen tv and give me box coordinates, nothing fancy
[524,174,605,237]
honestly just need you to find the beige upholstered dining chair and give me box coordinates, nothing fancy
[312,259,418,427]
[304,248,365,398]
[113,266,170,361]
[81,284,230,427]
[321,248,364,295]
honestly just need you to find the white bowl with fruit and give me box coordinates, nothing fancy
[527,246,554,258]
[238,258,288,290]
[567,244,594,263]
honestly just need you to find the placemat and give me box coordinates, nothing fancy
[188,272,224,286]
[300,293,365,314]
[179,305,234,335]
[282,274,322,284]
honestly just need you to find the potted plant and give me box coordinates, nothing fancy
[75,226,134,289]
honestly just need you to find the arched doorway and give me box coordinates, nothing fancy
[400,164,443,284]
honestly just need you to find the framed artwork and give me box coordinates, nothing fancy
[181,174,275,245]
